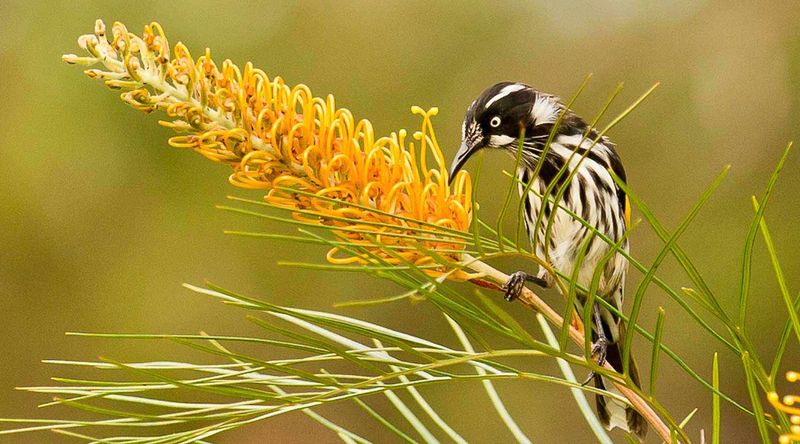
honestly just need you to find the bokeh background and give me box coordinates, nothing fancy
[2,1,799,442]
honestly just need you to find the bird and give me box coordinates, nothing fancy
[448,81,646,440]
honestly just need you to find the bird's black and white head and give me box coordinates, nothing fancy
[449,82,564,181]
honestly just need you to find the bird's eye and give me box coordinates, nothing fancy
[489,116,501,128]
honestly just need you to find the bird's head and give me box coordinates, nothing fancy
[449,82,562,181]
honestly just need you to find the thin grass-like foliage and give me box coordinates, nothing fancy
[1,19,798,444]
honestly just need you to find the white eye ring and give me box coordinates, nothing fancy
[489,116,501,128]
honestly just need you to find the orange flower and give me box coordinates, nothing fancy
[64,20,473,275]
[768,371,800,443]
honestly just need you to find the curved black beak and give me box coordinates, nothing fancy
[449,140,481,182]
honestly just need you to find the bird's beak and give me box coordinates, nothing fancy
[449,140,481,182]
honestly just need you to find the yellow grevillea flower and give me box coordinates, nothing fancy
[64,20,473,275]
[769,371,800,443]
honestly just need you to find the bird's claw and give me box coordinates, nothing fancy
[502,271,528,302]
[581,337,610,386]
[502,271,549,302]
[592,337,609,368]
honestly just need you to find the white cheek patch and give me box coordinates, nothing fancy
[489,134,515,147]
[531,94,561,126]
[485,84,527,109]
[465,120,479,140]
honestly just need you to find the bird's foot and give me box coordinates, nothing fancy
[501,271,549,302]
[581,336,610,386]
[592,336,609,368]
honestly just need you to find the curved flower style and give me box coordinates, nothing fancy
[64,20,473,273]
[768,371,800,444]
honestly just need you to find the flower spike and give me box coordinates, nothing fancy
[64,20,474,277]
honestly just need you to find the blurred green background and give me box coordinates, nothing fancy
[1,1,799,442]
